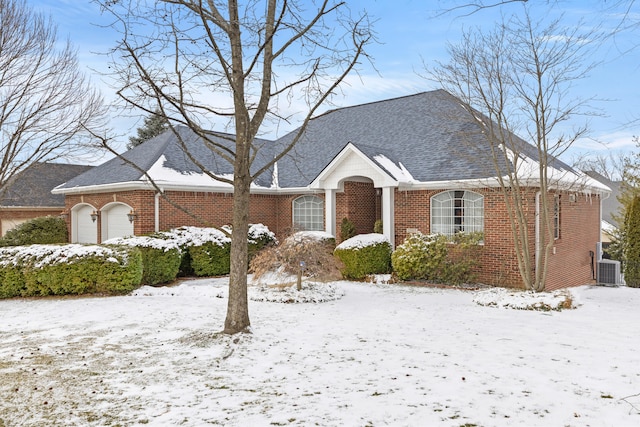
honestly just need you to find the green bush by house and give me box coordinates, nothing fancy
[0,244,143,298]
[0,216,67,247]
[392,232,448,281]
[391,232,482,284]
[334,233,392,280]
[158,224,276,277]
[104,235,181,286]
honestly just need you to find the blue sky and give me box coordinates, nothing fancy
[30,0,640,162]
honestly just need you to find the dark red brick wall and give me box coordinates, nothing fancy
[64,185,600,290]
[544,193,600,290]
[393,187,600,289]
[336,181,378,242]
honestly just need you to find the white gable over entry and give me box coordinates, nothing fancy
[310,143,398,247]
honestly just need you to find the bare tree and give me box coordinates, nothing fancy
[428,7,598,291]
[572,151,627,181]
[0,0,104,200]
[98,0,372,333]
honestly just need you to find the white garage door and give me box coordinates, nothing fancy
[74,205,97,243]
[104,204,134,241]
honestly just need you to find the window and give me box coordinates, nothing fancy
[553,194,561,240]
[431,190,484,236]
[293,195,324,231]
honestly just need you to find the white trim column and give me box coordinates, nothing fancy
[325,188,336,237]
[382,186,395,247]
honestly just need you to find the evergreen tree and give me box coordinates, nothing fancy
[624,195,640,287]
[610,137,640,263]
[127,110,169,148]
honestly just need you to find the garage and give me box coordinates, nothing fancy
[101,203,134,241]
[73,204,97,244]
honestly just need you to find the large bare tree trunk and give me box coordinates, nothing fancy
[224,175,251,333]
[99,0,371,333]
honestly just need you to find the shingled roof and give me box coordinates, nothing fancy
[1,163,93,207]
[54,90,603,193]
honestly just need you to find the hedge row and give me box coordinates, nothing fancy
[0,224,277,299]
[335,231,483,284]
[0,244,142,298]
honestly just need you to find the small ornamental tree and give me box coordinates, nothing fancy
[340,218,357,241]
[624,195,640,287]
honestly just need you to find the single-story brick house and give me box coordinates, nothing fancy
[0,162,92,236]
[53,90,609,290]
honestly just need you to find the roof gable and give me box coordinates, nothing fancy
[309,143,399,189]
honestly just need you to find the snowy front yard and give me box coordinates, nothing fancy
[1,279,639,426]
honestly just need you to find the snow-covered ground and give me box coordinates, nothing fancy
[1,278,639,427]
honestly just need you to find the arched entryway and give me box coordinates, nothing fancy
[336,178,380,240]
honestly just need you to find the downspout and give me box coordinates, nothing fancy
[155,190,162,232]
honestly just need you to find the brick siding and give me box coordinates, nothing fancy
[64,184,600,290]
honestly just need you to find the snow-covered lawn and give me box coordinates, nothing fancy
[1,279,639,426]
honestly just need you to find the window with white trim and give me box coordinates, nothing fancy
[293,195,324,231]
[431,190,484,236]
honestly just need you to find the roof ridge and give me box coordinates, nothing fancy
[313,89,446,120]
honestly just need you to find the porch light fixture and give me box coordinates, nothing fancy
[59,211,69,220]
[127,210,138,223]
[90,210,99,223]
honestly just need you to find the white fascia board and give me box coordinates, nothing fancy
[51,180,317,196]
[51,181,156,195]
[399,176,611,196]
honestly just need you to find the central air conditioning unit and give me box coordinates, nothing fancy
[597,259,622,285]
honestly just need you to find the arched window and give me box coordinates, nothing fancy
[293,195,324,231]
[431,190,484,236]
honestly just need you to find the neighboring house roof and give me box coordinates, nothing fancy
[584,171,622,227]
[53,90,610,195]
[1,163,93,208]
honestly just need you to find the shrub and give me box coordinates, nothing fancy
[624,195,640,288]
[334,234,392,280]
[373,219,383,234]
[160,226,231,277]
[0,216,67,247]
[247,223,278,260]
[391,233,448,281]
[158,224,276,277]
[440,232,483,285]
[0,244,143,297]
[0,247,27,297]
[250,231,342,283]
[340,218,356,241]
[104,235,181,286]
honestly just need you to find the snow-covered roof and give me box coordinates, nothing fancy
[53,90,610,195]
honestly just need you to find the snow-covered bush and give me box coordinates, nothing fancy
[0,216,67,247]
[334,233,392,280]
[155,224,276,277]
[247,223,277,260]
[159,226,231,277]
[104,235,181,286]
[391,233,448,281]
[0,244,143,297]
[250,231,341,283]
